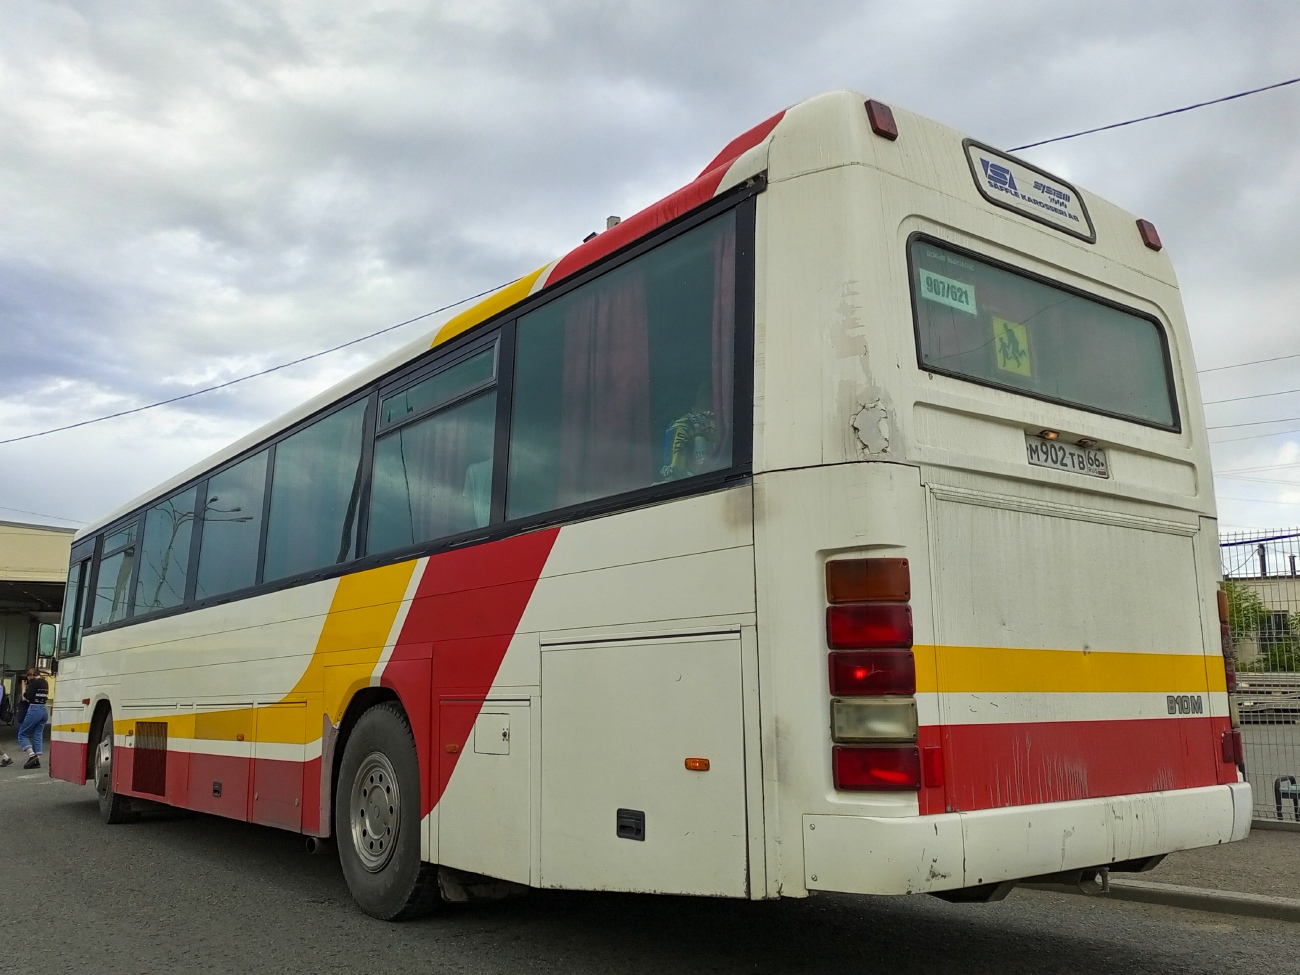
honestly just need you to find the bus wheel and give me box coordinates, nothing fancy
[94,710,137,825]
[335,702,438,920]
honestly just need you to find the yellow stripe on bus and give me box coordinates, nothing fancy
[914,645,1225,695]
[433,267,547,349]
[292,558,417,729]
[87,560,418,745]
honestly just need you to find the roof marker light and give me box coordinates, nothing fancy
[864,100,898,141]
[1136,218,1163,251]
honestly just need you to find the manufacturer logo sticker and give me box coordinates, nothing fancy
[964,141,1096,243]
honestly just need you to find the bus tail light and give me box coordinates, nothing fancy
[829,650,915,695]
[1217,588,1234,659]
[826,558,910,603]
[831,698,917,742]
[1217,585,1241,727]
[833,745,921,791]
[827,604,912,649]
[1221,729,1245,769]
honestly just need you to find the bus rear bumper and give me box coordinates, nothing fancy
[802,782,1250,896]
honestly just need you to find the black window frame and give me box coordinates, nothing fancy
[259,393,374,584]
[906,232,1182,433]
[79,175,761,636]
[131,483,203,619]
[86,516,142,628]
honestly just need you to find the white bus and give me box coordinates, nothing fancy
[50,90,1248,918]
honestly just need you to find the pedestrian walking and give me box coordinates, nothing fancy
[0,681,12,767]
[16,668,49,770]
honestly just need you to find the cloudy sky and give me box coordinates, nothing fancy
[1,0,1298,539]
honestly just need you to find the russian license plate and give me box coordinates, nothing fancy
[1025,435,1110,479]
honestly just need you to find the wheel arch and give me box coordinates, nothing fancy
[84,698,114,781]
[328,687,406,838]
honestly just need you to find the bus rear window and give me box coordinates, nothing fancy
[909,238,1178,430]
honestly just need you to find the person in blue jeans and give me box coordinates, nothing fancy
[17,669,49,770]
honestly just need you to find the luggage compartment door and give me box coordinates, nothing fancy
[540,633,748,896]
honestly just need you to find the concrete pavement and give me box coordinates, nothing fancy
[2,721,1293,924]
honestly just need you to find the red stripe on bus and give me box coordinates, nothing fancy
[937,715,1235,812]
[384,528,560,817]
[547,110,785,287]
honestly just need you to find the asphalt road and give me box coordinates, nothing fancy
[1,769,1296,975]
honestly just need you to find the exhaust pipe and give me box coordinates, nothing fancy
[304,836,321,855]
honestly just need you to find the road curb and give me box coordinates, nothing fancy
[1024,879,1300,923]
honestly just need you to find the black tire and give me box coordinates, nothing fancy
[335,702,439,920]
[94,709,137,825]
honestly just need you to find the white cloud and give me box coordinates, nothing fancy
[1,0,1299,531]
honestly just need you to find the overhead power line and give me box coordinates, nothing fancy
[1207,414,1300,431]
[1200,350,1300,374]
[1216,461,1300,475]
[7,78,1300,448]
[1210,426,1300,445]
[1216,495,1300,507]
[1204,385,1300,407]
[0,281,514,447]
[1216,474,1300,486]
[1011,75,1300,151]
[0,504,86,525]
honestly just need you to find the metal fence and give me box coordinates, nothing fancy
[1221,529,1300,823]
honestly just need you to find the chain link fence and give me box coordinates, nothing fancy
[1221,529,1300,823]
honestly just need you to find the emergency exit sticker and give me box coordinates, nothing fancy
[918,269,977,315]
[993,317,1031,376]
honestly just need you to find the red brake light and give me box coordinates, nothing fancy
[827,604,912,649]
[829,650,915,695]
[833,745,921,791]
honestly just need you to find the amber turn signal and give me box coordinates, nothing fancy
[826,557,910,604]
[685,757,710,772]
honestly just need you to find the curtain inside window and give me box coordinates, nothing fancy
[557,270,651,507]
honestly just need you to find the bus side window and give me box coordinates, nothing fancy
[194,449,269,600]
[59,558,90,656]
[133,485,200,616]
[506,209,737,520]
[91,522,139,627]
[262,399,368,583]
[368,348,498,556]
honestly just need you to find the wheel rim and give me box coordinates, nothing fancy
[349,751,401,873]
[95,727,113,799]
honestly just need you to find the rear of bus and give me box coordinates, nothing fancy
[749,93,1249,898]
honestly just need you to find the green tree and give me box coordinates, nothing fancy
[1222,580,1300,672]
